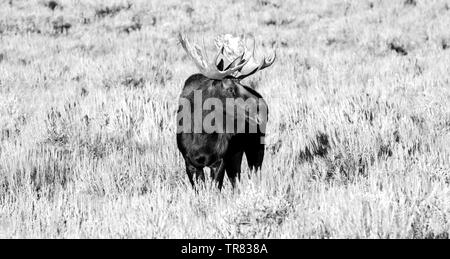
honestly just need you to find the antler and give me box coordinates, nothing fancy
[179,33,249,80]
[179,33,275,80]
[236,36,276,80]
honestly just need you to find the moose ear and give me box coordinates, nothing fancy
[235,82,263,100]
[234,83,268,127]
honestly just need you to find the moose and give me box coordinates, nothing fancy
[176,33,276,190]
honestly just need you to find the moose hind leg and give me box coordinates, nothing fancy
[245,144,265,172]
[225,151,244,189]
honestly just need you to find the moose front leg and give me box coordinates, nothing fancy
[210,159,226,190]
[185,161,204,189]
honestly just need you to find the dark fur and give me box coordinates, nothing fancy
[177,74,267,189]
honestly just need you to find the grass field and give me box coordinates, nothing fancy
[0,0,450,238]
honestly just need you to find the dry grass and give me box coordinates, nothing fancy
[0,0,450,238]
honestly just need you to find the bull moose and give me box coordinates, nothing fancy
[176,33,276,190]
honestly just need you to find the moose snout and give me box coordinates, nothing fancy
[193,154,207,166]
[188,150,215,168]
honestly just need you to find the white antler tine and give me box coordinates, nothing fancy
[212,45,224,67]
[264,50,276,68]
[232,55,250,72]
[249,34,256,60]
[237,35,276,80]
[201,36,209,63]
[224,51,245,71]
[179,32,206,70]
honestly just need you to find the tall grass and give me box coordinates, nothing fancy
[0,0,449,238]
